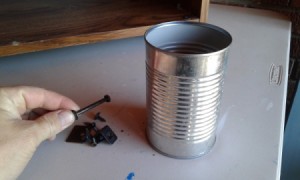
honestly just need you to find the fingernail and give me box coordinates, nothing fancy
[74,105,80,111]
[58,111,75,130]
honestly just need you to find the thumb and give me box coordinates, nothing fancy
[35,110,75,142]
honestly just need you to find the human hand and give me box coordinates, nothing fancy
[0,86,79,179]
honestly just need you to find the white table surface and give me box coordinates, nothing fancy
[0,4,291,180]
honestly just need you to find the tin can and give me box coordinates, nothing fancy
[145,21,232,158]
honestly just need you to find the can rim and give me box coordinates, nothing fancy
[144,21,232,57]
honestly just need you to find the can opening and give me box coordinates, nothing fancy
[145,22,232,55]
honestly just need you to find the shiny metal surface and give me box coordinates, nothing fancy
[145,21,232,158]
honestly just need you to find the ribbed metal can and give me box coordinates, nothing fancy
[144,21,232,159]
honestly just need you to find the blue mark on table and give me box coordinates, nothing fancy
[126,172,135,180]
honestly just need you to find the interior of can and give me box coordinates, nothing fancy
[145,21,232,55]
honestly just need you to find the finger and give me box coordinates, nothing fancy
[0,86,80,115]
[34,110,75,142]
[27,108,50,120]
[19,86,80,113]
[48,135,56,141]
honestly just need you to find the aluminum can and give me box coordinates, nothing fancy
[145,21,232,158]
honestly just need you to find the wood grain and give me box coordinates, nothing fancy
[0,26,150,56]
[0,0,201,57]
[200,0,210,22]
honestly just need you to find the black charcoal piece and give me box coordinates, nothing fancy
[100,125,118,144]
[80,128,90,142]
[94,112,106,122]
[84,122,97,130]
[95,132,105,143]
[66,125,87,143]
[94,112,100,120]
[90,137,98,147]
[66,121,117,146]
